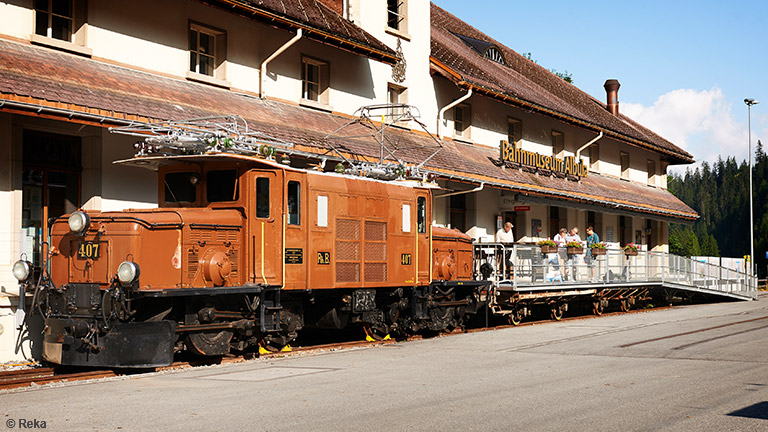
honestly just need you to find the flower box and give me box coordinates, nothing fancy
[591,248,607,256]
[540,245,558,254]
[624,249,638,256]
[567,247,583,255]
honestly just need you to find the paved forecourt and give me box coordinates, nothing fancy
[4,294,768,431]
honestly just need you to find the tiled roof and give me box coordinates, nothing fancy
[204,0,397,63]
[430,3,694,164]
[0,39,696,220]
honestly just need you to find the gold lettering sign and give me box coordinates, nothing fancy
[500,140,588,178]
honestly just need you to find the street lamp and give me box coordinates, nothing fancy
[744,98,758,276]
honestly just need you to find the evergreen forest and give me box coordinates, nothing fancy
[667,142,768,278]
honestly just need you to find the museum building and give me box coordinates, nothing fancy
[0,0,696,361]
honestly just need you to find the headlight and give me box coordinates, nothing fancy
[117,261,140,285]
[12,260,31,282]
[68,211,90,234]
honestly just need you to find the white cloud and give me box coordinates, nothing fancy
[621,88,755,175]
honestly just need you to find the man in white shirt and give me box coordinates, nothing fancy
[552,227,568,280]
[495,222,514,278]
[495,222,515,243]
[565,227,582,281]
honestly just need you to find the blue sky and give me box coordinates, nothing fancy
[432,0,768,173]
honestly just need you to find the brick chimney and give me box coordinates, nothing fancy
[317,0,343,16]
[604,79,620,116]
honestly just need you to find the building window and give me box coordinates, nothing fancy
[590,143,600,171]
[484,46,505,65]
[35,0,74,41]
[507,118,521,146]
[387,0,407,32]
[552,131,564,157]
[301,56,330,105]
[454,104,471,139]
[450,195,466,232]
[620,151,630,180]
[189,23,226,78]
[647,160,656,186]
[387,83,407,122]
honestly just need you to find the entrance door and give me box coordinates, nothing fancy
[22,131,81,269]
[283,171,307,290]
[416,193,430,283]
[249,169,282,286]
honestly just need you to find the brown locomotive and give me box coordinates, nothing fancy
[21,153,484,367]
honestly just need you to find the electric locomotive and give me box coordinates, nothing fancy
[14,152,486,367]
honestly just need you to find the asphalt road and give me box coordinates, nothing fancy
[4,295,768,431]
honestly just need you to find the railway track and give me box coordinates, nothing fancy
[0,302,677,390]
[0,367,116,391]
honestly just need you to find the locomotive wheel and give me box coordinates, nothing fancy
[620,299,630,312]
[363,323,391,341]
[550,304,564,321]
[187,330,234,356]
[592,300,604,316]
[508,309,523,326]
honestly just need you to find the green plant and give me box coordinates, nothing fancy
[565,241,582,248]
[623,243,639,251]
[538,239,556,247]
[591,242,607,249]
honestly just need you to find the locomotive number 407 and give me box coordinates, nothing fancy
[77,242,101,259]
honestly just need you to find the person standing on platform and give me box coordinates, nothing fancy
[553,227,568,281]
[565,227,582,281]
[495,222,515,279]
[585,226,600,282]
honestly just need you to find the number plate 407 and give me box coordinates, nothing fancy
[77,242,101,259]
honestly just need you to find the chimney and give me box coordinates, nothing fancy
[604,79,620,116]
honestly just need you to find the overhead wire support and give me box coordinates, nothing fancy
[109,106,443,183]
[323,104,443,180]
[109,115,294,157]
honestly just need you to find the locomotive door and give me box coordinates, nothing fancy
[249,170,282,285]
[282,171,307,290]
[416,193,430,283]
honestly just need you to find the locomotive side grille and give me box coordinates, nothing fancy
[336,262,361,282]
[365,263,387,282]
[336,218,361,283]
[365,221,387,241]
[363,220,387,282]
[187,248,199,279]
[336,218,360,240]
[336,241,360,261]
[229,250,239,280]
[218,231,238,243]
[190,230,213,243]
[364,242,387,261]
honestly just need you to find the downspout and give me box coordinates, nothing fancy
[437,89,472,139]
[575,131,603,161]
[260,29,303,99]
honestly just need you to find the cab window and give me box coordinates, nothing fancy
[417,196,426,233]
[164,171,198,203]
[255,177,270,218]
[207,169,239,202]
[288,181,300,225]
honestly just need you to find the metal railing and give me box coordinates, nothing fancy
[473,243,758,300]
